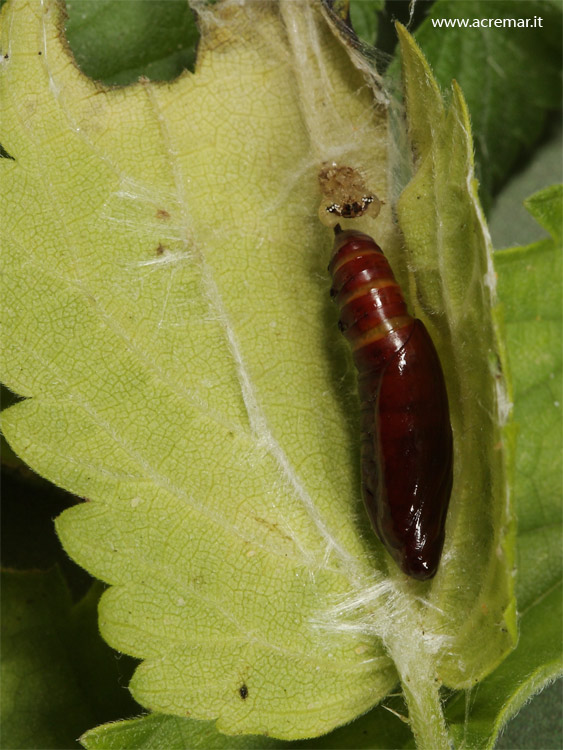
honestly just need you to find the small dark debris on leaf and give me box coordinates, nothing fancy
[0,143,15,160]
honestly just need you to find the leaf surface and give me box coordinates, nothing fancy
[81,713,286,750]
[64,0,198,85]
[0,1,516,743]
[349,0,383,45]
[0,0,396,739]
[81,696,414,750]
[1,569,137,749]
[413,0,562,207]
[489,125,563,249]
[396,24,517,687]
[79,182,563,750]
[446,185,563,748]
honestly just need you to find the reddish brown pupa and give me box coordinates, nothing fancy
[329,226,453,580]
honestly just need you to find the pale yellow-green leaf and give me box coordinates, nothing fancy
[396,27,517,685]
[395,23,443,161]
[0,0,397,740]
[0,1,516,746]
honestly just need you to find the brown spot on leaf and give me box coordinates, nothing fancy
[252,515,293,542]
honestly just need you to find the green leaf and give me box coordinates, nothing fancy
[447,585,562,749]
[0,2,517,746]
[349,0,383,45]
[412,0,562,207]
[489,125,562,249]
[495,188,562,616]
[1,569,138,749]
[524,184,563,244]
[495,679,563,749]
[443,186,563,748]
[301,696,414,749]
[64,0,198,85]
[81,713,285,750]
[1,465,79,574]
[81,695,415,750]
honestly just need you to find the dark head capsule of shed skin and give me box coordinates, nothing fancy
[329,226,453,580]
